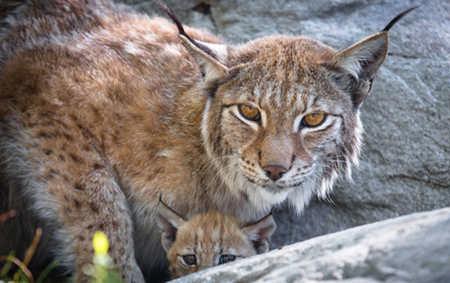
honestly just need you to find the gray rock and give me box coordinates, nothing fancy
[172,207,450,283]
[121,0,450,246]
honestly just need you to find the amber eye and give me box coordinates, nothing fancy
[302,112,326,128]
[218,254,236,265]
[181,254,197,266]
[238,104,261,122]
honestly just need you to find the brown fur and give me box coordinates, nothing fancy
[0,0,411,281]
[156,201,276,279]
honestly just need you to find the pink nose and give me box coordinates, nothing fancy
[263,165,288,181]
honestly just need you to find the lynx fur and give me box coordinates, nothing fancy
[0,0,414,281]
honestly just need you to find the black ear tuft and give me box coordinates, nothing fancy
[155,1,188,38]
[155,0,220,60]
[155,0,230,82]
[382,6,419,32]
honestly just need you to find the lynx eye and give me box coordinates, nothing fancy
[218,254,236,265]
[301,112,326,128]
[181,254,197,266]
[237,104,261,122]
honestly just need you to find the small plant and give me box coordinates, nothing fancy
[0,210,57,283]
[1,211,123,283]
[84,231,123,283]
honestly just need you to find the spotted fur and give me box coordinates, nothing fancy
[0,0,413,281]
[156,202,276,279]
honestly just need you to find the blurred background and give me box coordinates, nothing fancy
[117,0,450,247]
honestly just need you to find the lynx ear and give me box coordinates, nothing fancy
[326,7,417,108]
[242,214,277,254]
[327,32,388,107]
[156,197,186,252]
[178,35,229,81]
[158,2,229,82]
[332,32,388,81]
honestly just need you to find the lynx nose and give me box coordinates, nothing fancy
[263,165,288,181]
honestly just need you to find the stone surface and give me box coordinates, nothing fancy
[173,207,450,283]
[122,0,450,246]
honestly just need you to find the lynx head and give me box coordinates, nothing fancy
[156,199,276,278]
[162,6,416,213]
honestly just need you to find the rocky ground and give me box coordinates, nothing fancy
[173,208,450,283]
[122,0,450,246]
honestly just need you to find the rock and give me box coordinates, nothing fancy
[121,0,450,246]
[172,207,450,282]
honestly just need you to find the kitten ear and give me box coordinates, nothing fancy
[158,2,229,82]
[242,213,277,254]
[325,7,417,108]
[156,197,186,252]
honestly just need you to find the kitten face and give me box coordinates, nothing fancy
[157,204,276,279]
[166,213,256,278]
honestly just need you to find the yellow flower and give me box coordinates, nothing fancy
[93,231,109,256]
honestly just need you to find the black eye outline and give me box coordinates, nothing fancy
[218,254,237,265]
[181,254,197,266]
[237,104,261,123]
[300,112,327,128]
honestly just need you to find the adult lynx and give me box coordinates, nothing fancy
[0,0,414,281]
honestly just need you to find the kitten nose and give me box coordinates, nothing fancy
[263,165,288,181]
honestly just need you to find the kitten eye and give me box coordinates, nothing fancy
[181,254,197,266]
[237,104,261,122]
[301,112,327,128]
[218,254,236,265]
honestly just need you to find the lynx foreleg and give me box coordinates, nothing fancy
[59,168,144,283]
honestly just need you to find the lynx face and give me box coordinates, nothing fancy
[213,40,354,188]
[198,36,370,212]
[156,200,276,278]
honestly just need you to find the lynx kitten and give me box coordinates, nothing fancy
[156,199,276,278]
